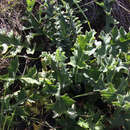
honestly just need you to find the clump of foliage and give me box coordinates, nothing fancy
[0,0,130,129]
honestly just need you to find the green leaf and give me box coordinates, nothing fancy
[69,55,77,68]
[0,33,22,46]
[77,30,96,50]
[95,2,105,8]
[111,26,118,42]
[17,89,27,101]
[119,27,127,42]
[26,66,37,77]
[43,85,58,95]
[101,83,117,102]
[78,118,89,129]
[43,79,58,95]
[26,0,36,12]
[69,48,87,68]
[123,93,130,110]
[77,35,87,50]
[0,44,8,54]
[8,56,19,78]
[55,47,66,63]
[20,77,40,85]
[50,94,75,114]
[85,48,96,56]
[123,102,130,110]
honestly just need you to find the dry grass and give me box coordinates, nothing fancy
[0,0,26,33]
[0,0,25,73]
[112,0,130,31]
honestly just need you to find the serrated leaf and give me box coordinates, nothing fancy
[77,30,96,50]
[69,48,87,68]
[20,77,40,85]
